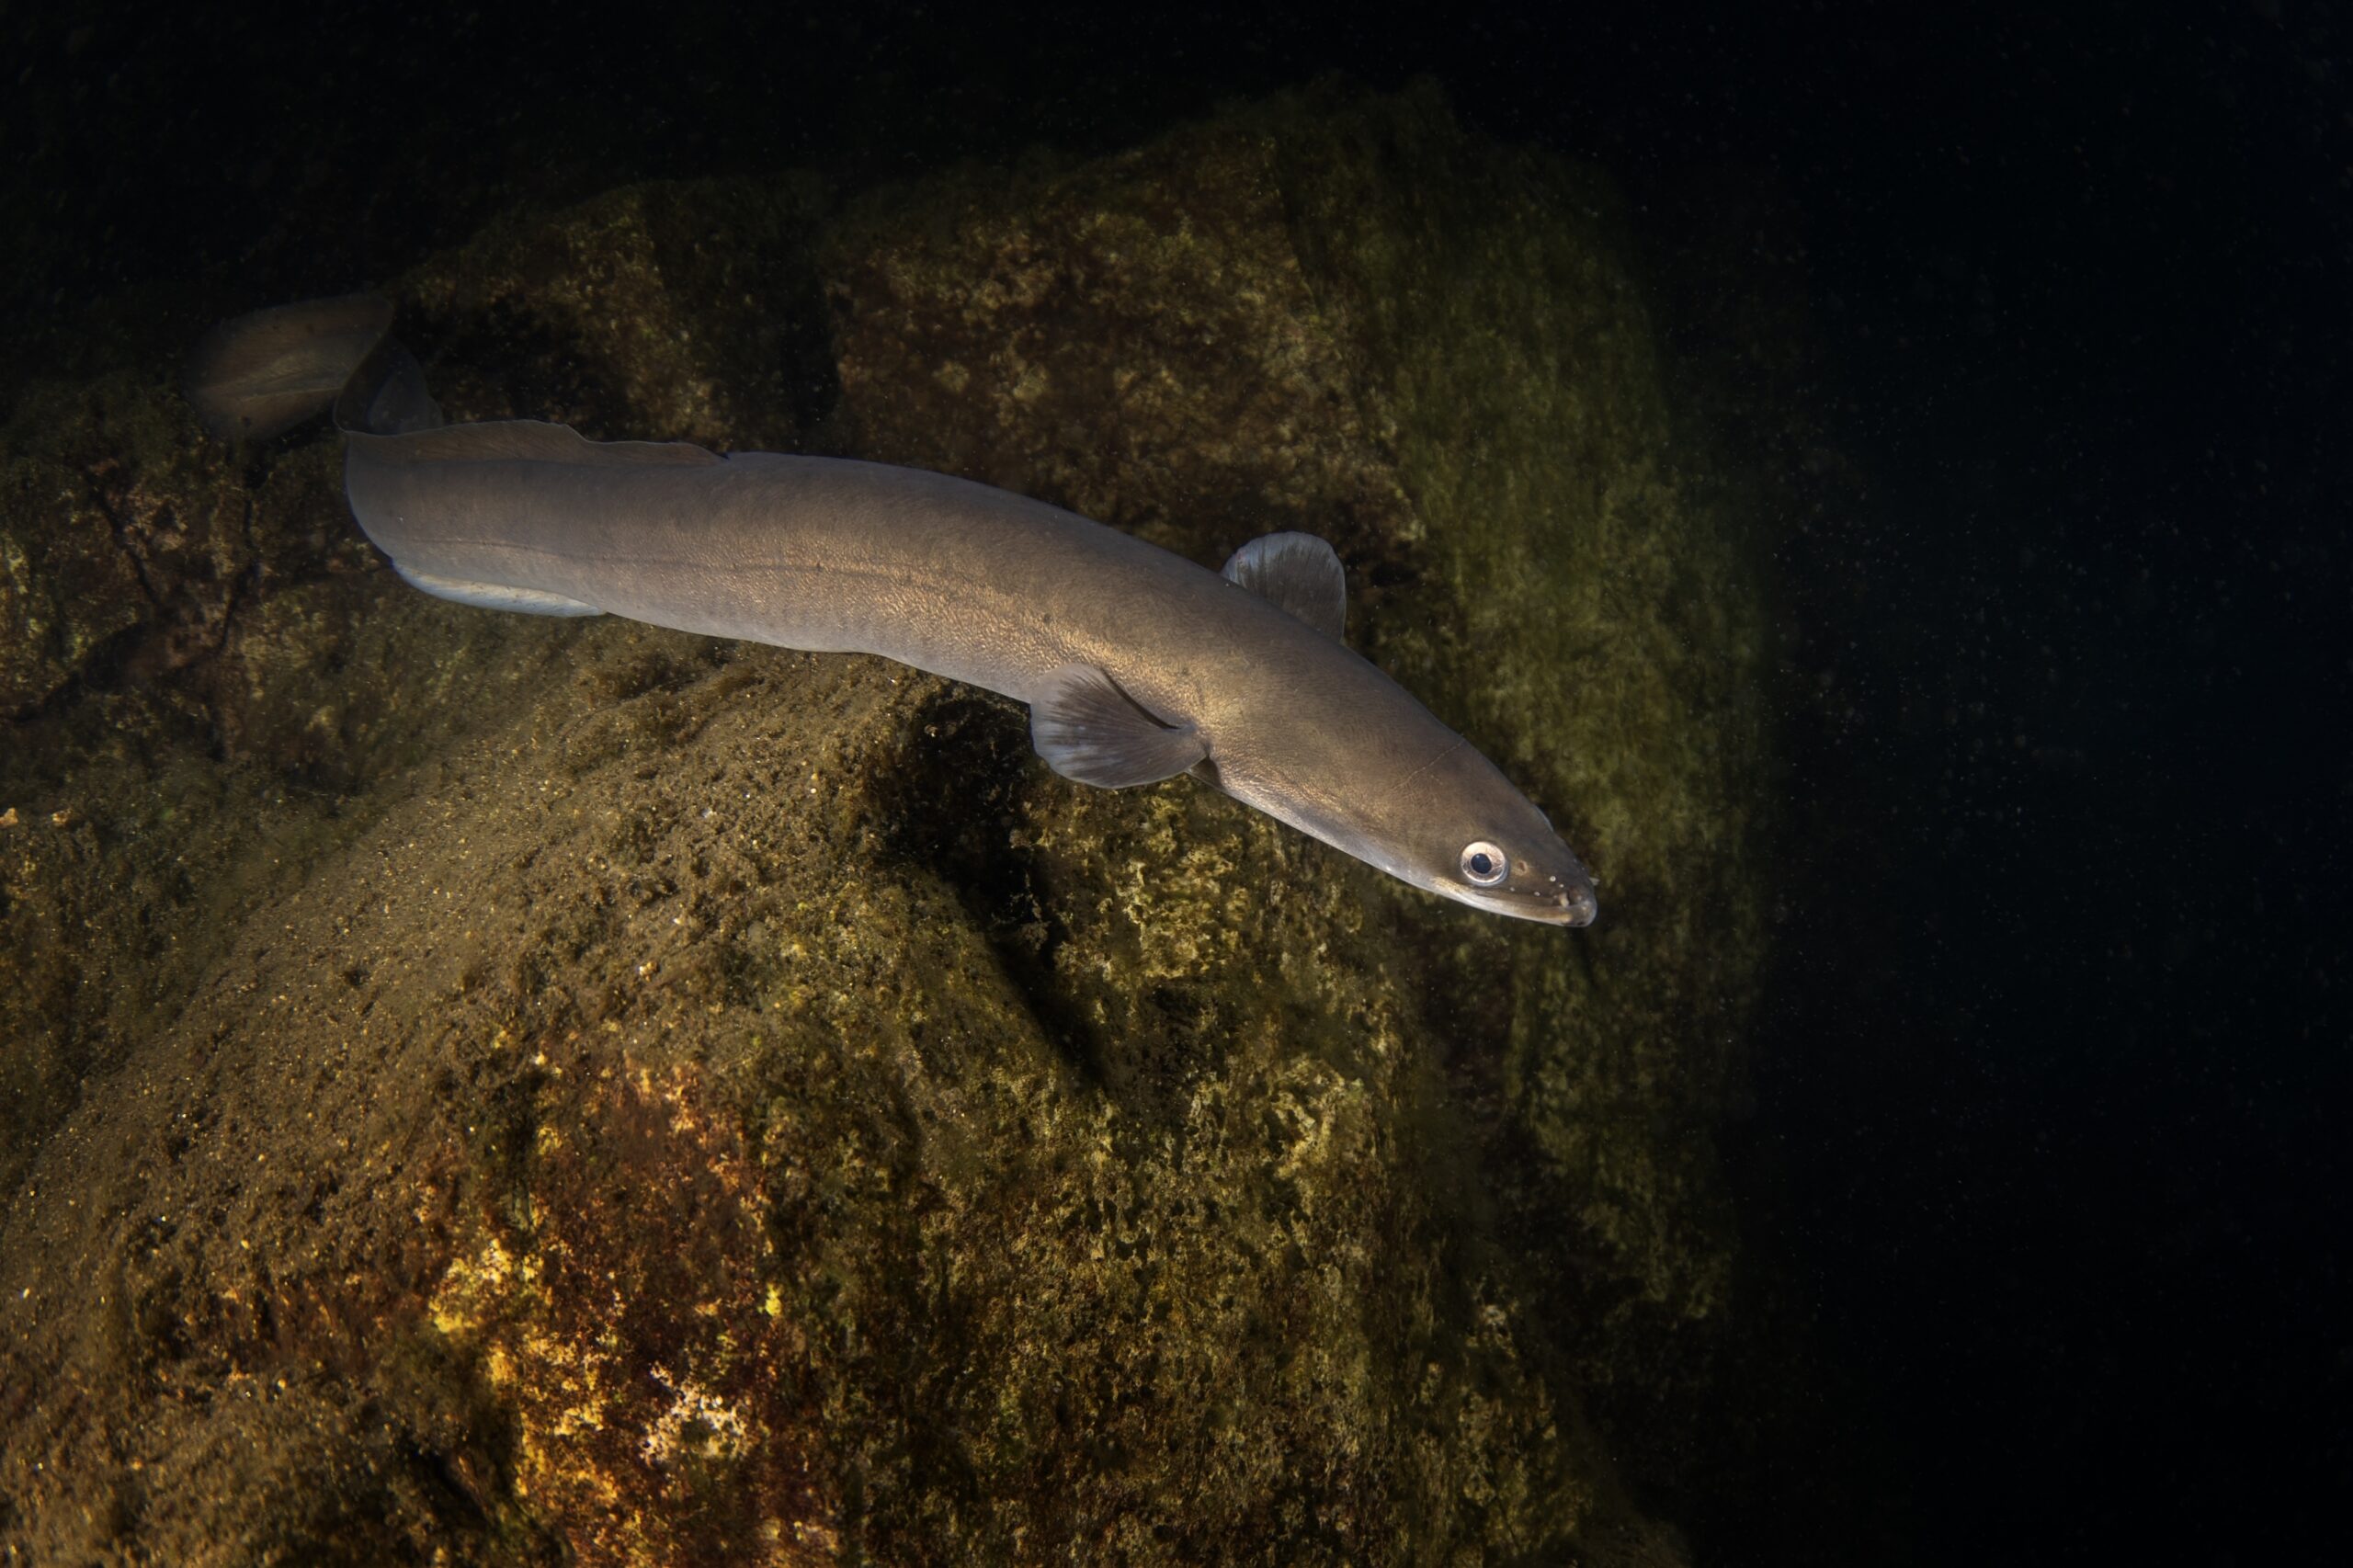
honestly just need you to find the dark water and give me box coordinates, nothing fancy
[6,1,2344,1562]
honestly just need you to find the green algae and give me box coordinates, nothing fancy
[830,74,1769,1345]
[1271,83,1773,1327]
[1,85,1777,1566]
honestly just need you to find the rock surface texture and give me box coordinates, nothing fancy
[0,85,1768,1565]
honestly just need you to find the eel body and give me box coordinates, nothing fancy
[189,296,1597,926]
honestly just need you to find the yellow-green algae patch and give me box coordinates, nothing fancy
[829,78,1769,1326]
[1273,85,1773,1328]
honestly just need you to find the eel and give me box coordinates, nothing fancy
[187,295,1598,925]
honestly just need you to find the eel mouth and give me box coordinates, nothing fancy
[1443,875,1598,926]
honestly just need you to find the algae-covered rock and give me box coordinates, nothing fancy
[0,176,838,1204]
[828,80,1770,1328]
[0,373,242,714]
[0,85,1770,1564]
[394,175,839,449]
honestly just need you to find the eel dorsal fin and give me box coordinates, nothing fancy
[347,418,722,469]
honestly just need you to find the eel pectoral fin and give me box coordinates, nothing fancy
[1029,665,1208,788]
[1222,531,1347,641]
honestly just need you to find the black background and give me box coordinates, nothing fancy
[6,2,2346,1562]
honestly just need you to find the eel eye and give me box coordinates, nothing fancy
[1460,840,1508,886]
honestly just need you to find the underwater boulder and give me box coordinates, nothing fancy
[0,85,1768,1565]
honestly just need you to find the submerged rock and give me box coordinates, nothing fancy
[0,373,247,715]
[0,85,1769,1564]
